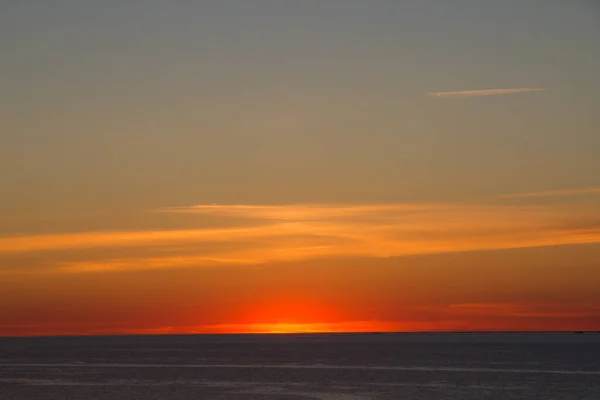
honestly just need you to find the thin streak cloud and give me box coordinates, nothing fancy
[0,225,289,255]
[500,186,600,199]
[159,203,442,221]
[2,202,597,273]
[428,88,548,98]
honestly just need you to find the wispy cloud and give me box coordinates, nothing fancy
[0,225,287,255]
[159,203,441,221]
[428,88,548,98]
[0,201,591,273]
[500,186,600,199]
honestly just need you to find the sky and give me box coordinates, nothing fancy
[1,0,600,336]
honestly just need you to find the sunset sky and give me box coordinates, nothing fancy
[1,0,600,336]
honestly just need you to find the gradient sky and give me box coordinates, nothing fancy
[1,0,600,336]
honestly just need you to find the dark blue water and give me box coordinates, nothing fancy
[1,333,599,399]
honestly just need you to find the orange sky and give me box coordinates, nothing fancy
[2,231,600,336]
[2,2,600,337]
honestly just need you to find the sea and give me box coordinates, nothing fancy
[1,332,599,400]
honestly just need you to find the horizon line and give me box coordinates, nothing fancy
[2,330,599,339]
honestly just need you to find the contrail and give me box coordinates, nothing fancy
[429,88,548,98]
[499,186,600,199]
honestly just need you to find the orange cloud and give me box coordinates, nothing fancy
[1,202,600,273]
[0,225,287,255]
[160,203,441,221]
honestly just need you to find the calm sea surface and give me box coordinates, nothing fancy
[1,333,599,399]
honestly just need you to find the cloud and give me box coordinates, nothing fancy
[0,201,593,273]
[159,203,441,221]
[0,225,289,255]
[443,303,600,318]
[58,244,340,273]
[428,88,548,98]
[500,186,600,199]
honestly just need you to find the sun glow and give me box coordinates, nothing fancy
[200,320,410,334]
[228,299,353,333]
[250,323,328,334]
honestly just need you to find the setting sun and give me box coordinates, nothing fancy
[250,323,325,334]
